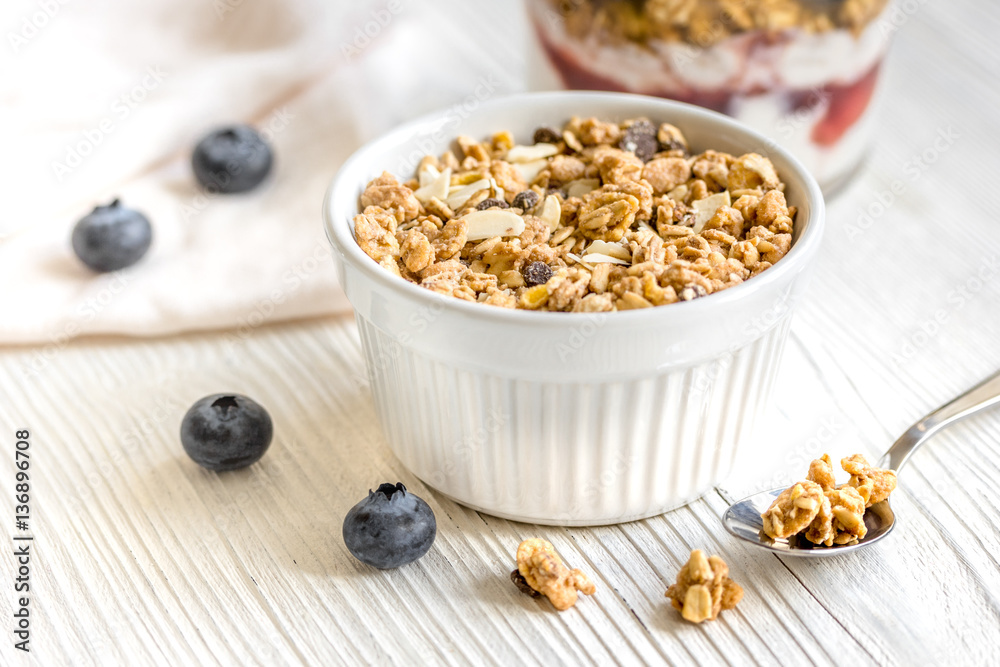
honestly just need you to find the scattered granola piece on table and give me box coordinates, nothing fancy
[515,538,596,611]
[666,550,743,624]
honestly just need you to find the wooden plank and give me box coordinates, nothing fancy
[4,305,995,666]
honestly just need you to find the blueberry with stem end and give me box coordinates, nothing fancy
[192,125,273,193]
[180,393,273,471]
[71,199,152,272]
[343,482,437,569]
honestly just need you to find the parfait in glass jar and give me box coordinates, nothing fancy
[528,0,896,192]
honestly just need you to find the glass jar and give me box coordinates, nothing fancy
[526,0,898,193]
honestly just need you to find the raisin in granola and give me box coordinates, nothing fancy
[477,197,510,210]
[618,120,659,162]
[512,189,540,211]
[522,261,554,287]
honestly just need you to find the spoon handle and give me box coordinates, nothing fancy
[881,369,1000,471]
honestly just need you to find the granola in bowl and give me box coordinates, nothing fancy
[353,116,796,312]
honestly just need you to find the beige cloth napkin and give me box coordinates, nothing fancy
[0,0,527,344]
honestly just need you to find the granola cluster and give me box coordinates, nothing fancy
[514,538,596,610]
[666,549,743,624]
[555,0,891,45]
[354,117,797,312]
[761,454,897,547]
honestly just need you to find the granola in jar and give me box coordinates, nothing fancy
[527,0,899,192]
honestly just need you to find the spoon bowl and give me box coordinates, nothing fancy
[723,369,1000,556]
[723,489,895,557]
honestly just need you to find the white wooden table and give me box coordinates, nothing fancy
[4,1,1000,664]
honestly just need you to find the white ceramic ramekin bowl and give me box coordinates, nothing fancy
[324,92,824,526]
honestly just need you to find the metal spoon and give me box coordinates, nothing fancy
[722,370,1000,556]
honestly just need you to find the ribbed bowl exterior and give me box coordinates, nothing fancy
[356,315,791,525]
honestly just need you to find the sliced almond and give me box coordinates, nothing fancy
[691,191,732,233]
[584,240,631,262]
[462,209,526,241]
[418,163,441,188]
[476,236,507,255]
[539,194,562,231]
[505,143,560,163]
[446,178,491,210]
[578,252,630,266]
[488,177,505,202]
[499,269,525,289]
[551,225,574,245]
[565,178,600,199]
[667,184,689,201]
[563,130,583,153]
[414,167,451,205]
[512,159,548,184]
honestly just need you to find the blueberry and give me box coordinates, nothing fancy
[192,125,273,193]
[71,199,152,272]
[343,482,436,569]
[180,394,273,471]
